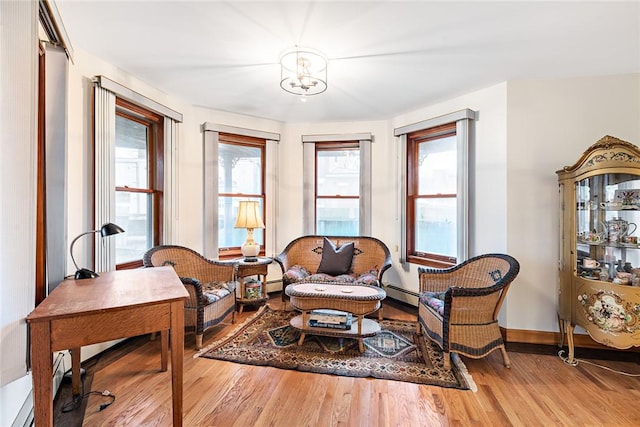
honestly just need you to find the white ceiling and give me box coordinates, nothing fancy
[55,1,640,123]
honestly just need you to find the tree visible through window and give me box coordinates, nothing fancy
[315,142,360,235]
[114,98,163,268]
[407,123,458,267]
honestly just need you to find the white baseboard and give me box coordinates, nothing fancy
[11,388,33,427]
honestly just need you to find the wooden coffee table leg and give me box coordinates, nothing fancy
[357,315,365,352]
[298,332,307,346]
[298,311,308,346]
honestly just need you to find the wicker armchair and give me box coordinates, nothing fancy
[417,253,520,370]
[143,245,238,349]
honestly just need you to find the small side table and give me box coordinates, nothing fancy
[235,256,272,314]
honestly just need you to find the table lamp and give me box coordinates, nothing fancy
[70,222,125,279]
[234,201,265,262]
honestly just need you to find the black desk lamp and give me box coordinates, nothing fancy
[70,222,125,279]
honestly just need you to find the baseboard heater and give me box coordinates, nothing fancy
[383,283,420,298]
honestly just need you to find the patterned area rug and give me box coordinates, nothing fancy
[197,306,473,389]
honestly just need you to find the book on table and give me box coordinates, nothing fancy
[308,309,352,329]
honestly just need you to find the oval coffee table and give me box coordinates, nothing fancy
[285,282,386,352]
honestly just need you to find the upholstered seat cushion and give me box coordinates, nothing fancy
[202,281,236,305]
[283,265,381,287]
[419,291,446,316]
[282,265,311,282]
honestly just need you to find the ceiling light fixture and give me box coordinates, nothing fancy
[280,46,327,96]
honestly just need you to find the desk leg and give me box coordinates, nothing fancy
[70,347,81,396]
[30,322,53,427]
[160,330,168,372]
[170,300,184,427]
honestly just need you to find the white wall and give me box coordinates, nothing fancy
[506,73,640,332]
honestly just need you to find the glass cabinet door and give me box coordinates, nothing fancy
[575,173,640,284]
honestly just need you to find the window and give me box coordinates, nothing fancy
[407,123,457,266]
[315,142,360,235]
[114,98,163,268]
[217,133,266,258]
[202,123,278,260]
[302,133,372,236]
[94,76,181,274]
[396,109,475,268]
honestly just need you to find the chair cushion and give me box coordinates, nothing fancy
[202,281,236,305]
[317,237,354,275]
[283,265,310,283]
[285,267,380,287]
[419,291,446,316]
[305,273,357,284]
[356,269,380,286]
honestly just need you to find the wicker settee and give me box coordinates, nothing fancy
[274,235,392,316]
[417,253,520,370]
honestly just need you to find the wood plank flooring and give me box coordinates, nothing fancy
[52,298,640,426]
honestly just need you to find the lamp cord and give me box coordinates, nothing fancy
[557,349,640,376]
[61,378,116,413]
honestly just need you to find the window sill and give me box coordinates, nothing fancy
[407,254,455,269]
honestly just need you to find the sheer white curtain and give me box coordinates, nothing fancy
[0,0,38,388]
[164,118,180,244]
[93,85,117,272]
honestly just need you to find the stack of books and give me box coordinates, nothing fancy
[308,309,353,330]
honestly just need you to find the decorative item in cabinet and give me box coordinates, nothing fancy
[557,135,640,365]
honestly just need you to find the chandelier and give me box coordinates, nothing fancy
[280,47,327,96]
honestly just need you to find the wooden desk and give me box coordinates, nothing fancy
[26,267,188,427]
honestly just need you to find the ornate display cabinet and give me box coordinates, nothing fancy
[557,135,640,365]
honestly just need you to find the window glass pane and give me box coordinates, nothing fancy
[115,115,148,188]
[414,197,456,257]
[418,135,456,194]
[218,143,262,195]
[317,149,359,196]
[115,191,152,264]
[218,196,264,248]
[316,198,359,236]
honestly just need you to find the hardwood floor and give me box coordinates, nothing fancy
[53,297,640,426]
